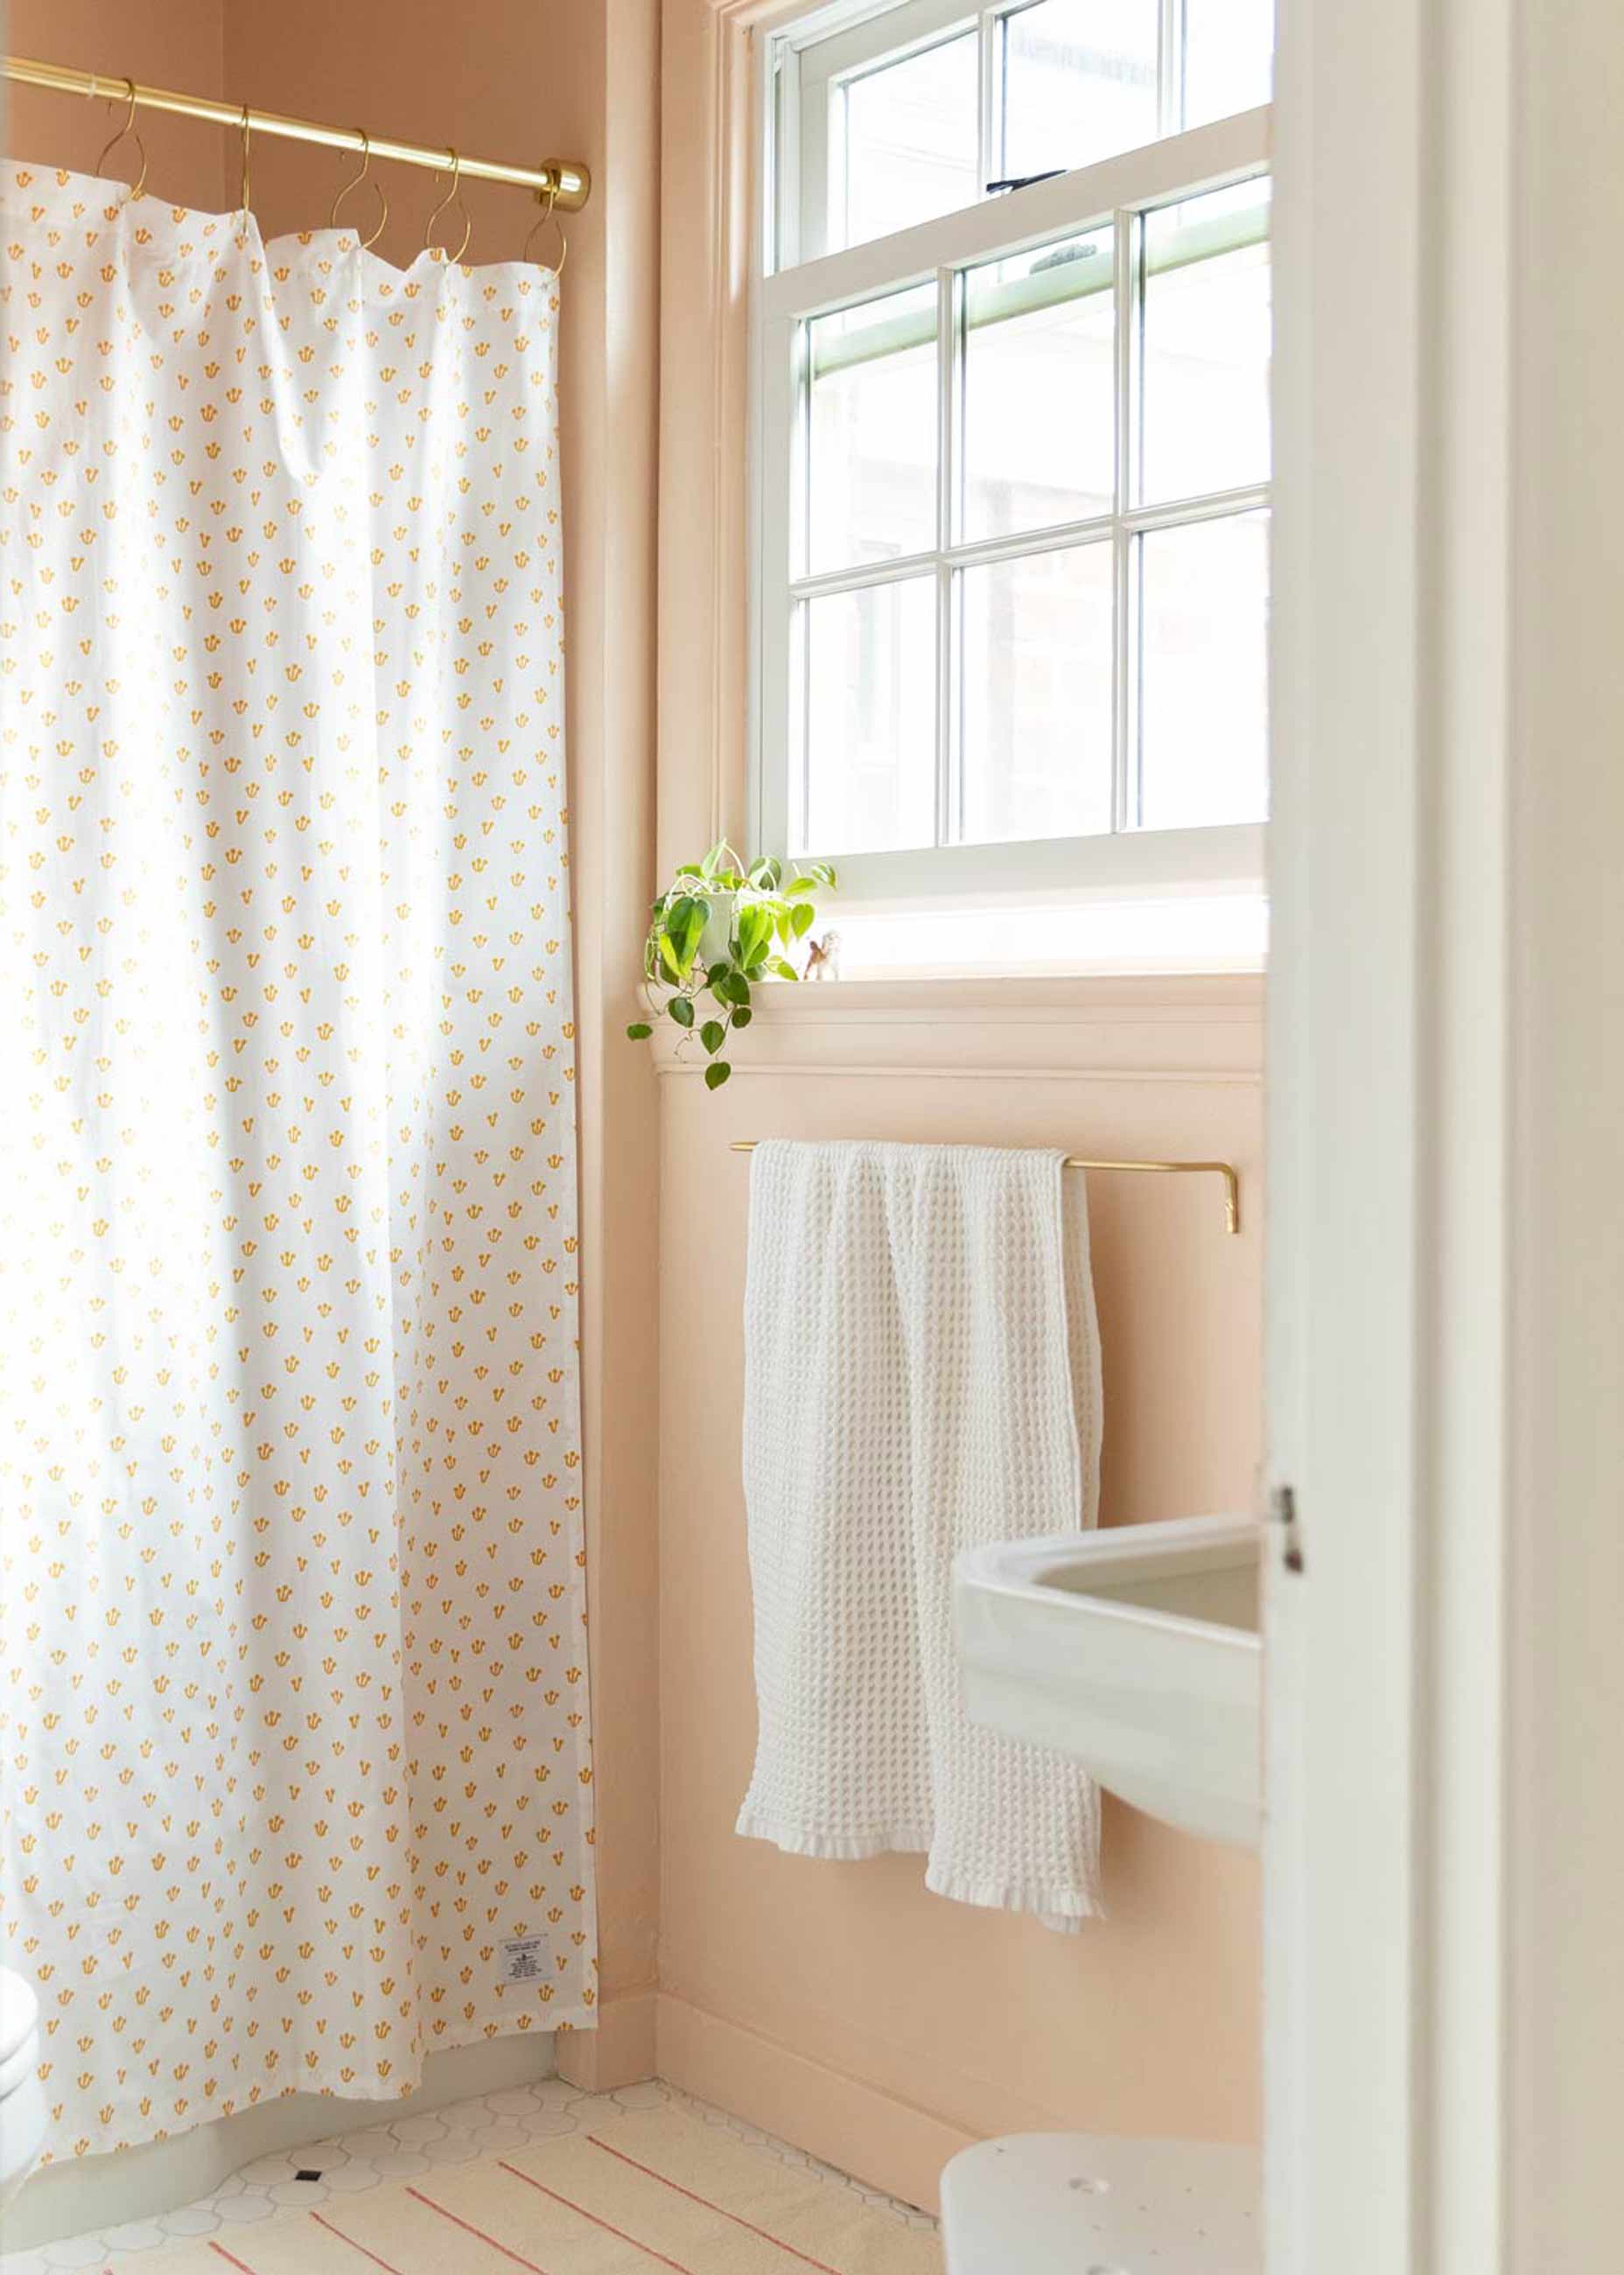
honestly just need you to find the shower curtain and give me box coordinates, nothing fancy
[0,165,597,2160]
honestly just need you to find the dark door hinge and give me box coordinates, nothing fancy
[1270,1482,1306,1573]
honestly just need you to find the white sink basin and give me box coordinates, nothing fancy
[954,1513,1263,1850]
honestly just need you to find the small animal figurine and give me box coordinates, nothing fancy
[803,929,842,982]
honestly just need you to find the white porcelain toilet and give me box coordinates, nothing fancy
[0,1966,48,2216]
[941,2129,1260,2274]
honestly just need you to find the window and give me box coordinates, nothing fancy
[756,0,1273,918]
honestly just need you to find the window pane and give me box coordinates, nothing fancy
[1138,181,1271,504]
[803,578,937,853]
[839,33,979,250]
[959,544,1114,844]
[1137,511,1269,830]
[808,285,938,577]
[1000,0,1160,179]
[961,228,1115,543]
[1182,0,1274,127]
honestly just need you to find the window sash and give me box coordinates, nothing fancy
[754,106,1271,904]
[780,0,1206,268]
[788,0,986,265]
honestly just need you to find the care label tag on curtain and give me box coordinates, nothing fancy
[500,1934,551,1984]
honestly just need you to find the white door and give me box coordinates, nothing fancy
[1264,0,1624,2265]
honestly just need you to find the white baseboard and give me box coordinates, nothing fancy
[655,1992,976,2216]
[7,2032,558,2252]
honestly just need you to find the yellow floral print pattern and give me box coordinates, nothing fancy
[0,167,596,2161]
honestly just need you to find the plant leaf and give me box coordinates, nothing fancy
[749,856,783,891]
[699,1019,725,1054]
[784,874,819,897]
[736,904,773,967]
[626,1020,654,1040]
[668,995,696,1028]
[731,1005,752,1029]
[790,900,816,938]
[704,1060,732,1090]
[664,893,709,976]
[769,956,801,982]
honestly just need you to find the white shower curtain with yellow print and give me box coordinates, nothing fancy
[0,165,597,2160]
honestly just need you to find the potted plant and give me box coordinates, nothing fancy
[626,842,837,1088]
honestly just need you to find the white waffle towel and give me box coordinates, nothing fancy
[735,1139,1103,1930]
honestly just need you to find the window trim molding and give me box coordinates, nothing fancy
[750,101,1272,902]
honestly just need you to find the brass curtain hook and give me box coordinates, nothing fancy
[330,130,388,249]
[522,178,568,276]
[94,77,149,200]
[238,103,253,235]
[424,148,472,265]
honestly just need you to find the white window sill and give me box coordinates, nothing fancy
[804,892,1269,984]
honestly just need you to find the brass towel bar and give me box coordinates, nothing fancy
[3,53,591,210]
[730,1142,1241,1236]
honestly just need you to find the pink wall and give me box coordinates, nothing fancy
[5,1,226,208]
[647,0,1264,2211]
[654,985,1264,2207]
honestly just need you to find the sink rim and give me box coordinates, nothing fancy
[956,1513,1264,1648]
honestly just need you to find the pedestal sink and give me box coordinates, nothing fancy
[953,1513,1263,1850]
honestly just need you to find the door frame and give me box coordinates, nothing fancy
[1266,0,1624,2263]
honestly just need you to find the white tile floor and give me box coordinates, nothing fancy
[0,2076,938,2273]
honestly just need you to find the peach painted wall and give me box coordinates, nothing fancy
[4,1,225,209]
[648,0,1264,2215]
[654,986,1264,2207]
[4,0,664,2080]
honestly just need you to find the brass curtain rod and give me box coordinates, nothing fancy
[3,54,590,210]
[730,1142,1241,1235]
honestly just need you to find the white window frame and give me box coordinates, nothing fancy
[778,0,1193,270]
[752,95,1270,907]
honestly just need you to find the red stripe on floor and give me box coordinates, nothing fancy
[403,2184,556,2273]
[312,2208,412,2275]
[207,2247,262,2274]
[496,2160,696,2273]
[585,2136,846,2273]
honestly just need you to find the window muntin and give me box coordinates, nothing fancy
[772,162,1271,865]
[958,542,1116,844]
[839,30,981,249]
[803,577,939,850]
[1137,180,1272,505]
[960,227,1116,542]
[1181,0,1275,129]
[785,0,1274,264]
[998,0,1161,184]
[761,10,1273,907]
[805,284,939,576]
[1137,507,1270,829]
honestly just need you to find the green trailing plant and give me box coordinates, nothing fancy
[625,842,837,1089]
